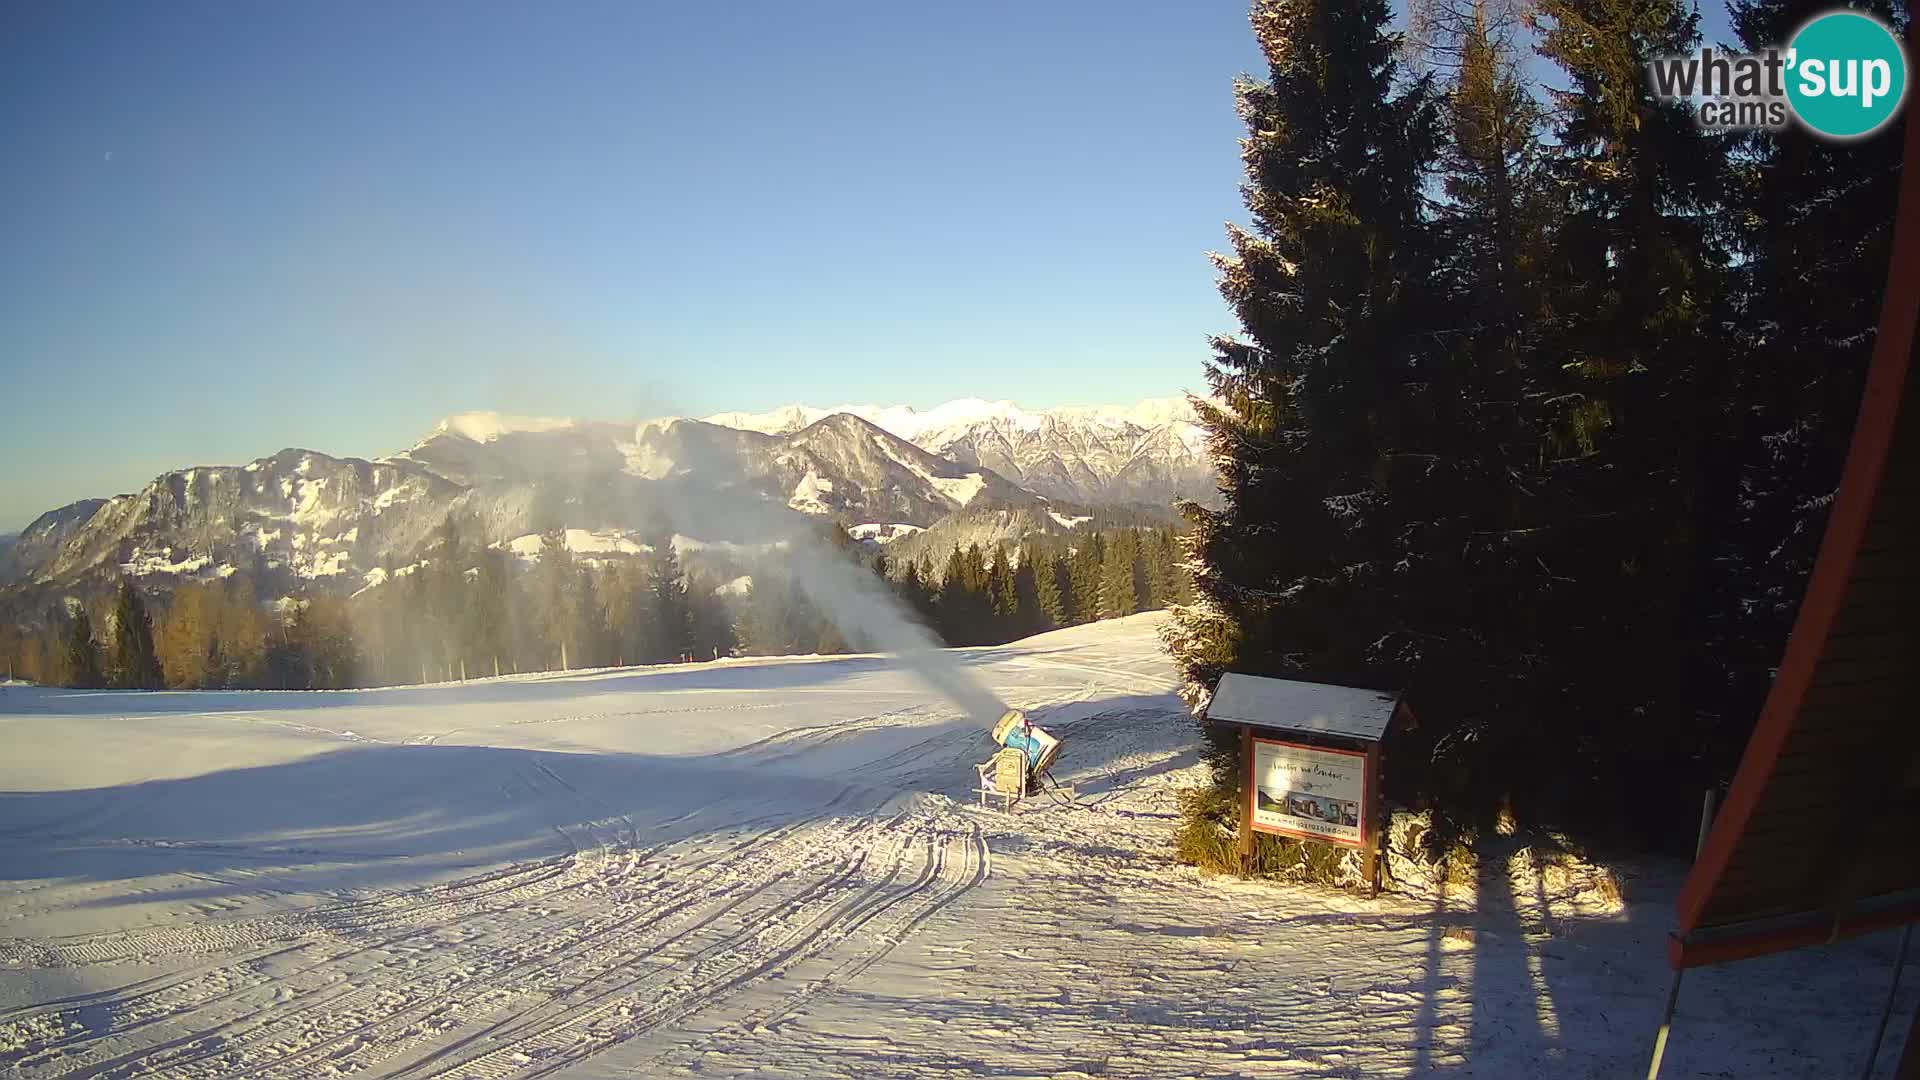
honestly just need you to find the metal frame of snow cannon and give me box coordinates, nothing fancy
[975,750,1027,811]
[974,709,1067,811]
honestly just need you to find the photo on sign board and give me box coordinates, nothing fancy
[1249,738,1367,848]
[1259,790,1344,822]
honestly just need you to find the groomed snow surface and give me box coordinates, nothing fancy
[0,614,1910,1078]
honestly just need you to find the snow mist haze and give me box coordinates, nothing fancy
[331,262,1012,726]
[784,544,1010,725]
[659,479,1011,728]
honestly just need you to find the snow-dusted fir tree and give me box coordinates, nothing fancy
[1373,0,1562,816]
[1162,0,1440,864]
[1525,0,1741,835]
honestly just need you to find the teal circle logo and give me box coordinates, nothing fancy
[1786,11,1908,139]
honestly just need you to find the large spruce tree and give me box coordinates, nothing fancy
[1164,0,1440,817]
[1528,0,1741,835]
[109,581,164,690]
[64,609,104,688]
[1379,0,1562,816]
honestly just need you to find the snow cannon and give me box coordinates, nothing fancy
[974,710,1068,809]
[991,709,1061,783]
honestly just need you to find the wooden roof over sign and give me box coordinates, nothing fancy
[1206,673,1401,742]
[1669,110,1920,970]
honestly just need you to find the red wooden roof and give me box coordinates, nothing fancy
[1670,108,1920,970]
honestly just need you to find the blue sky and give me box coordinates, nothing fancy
[0,2,1736,531]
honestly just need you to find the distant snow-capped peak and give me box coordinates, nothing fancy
[701,396,1201,441]
[698,396,1213,509]
[412,395,1216,510]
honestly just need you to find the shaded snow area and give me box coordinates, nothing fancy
[0,615,1910,1078]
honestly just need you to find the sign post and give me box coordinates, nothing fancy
[1365,741,1383,896]
[1237,724,1256,873]
[1205,674,1406,896]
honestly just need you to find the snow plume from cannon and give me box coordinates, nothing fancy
[647,465,1008,727]
[780,544,1009,726]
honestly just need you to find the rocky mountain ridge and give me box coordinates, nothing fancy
[1,398,1212,601]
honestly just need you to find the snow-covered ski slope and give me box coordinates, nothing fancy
[0,614,1910,1077]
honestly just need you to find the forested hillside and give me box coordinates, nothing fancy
[1,518,1191,691]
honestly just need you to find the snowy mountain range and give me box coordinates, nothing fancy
[703,397,1213,508]
[0,397,1213,600]
[7,452,466,593]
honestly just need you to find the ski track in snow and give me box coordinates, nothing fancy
[1,613,1913,1078]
